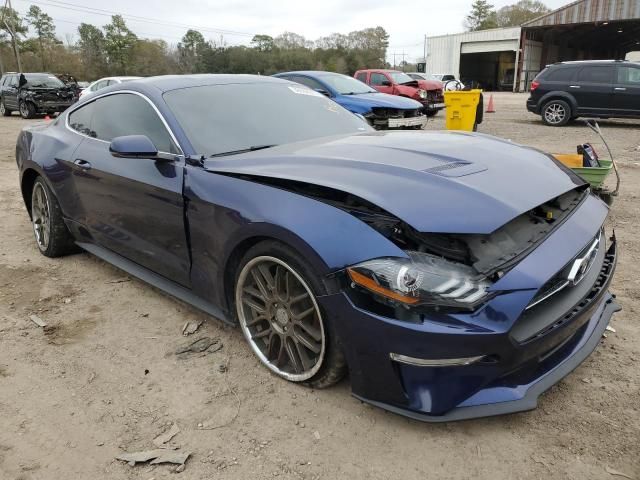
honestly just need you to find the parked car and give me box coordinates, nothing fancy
[79,76,142,99]
[273,71,427,129]
[16,74,619,422]
[0,72,76,118]
[527,60,640,126]
[431,73,465,90]
[355,69,444,116]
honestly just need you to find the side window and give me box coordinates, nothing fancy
[545,67,578,82]
[0,76,6,86]
[92,93,179,154]
[68,101,96,137]
[93,80,108,91]
[617,66,640,85]
[290,76,324,91]
[370,73,388,86]
[355,72,367,83]
[577,66,613,84]
[8,75,18,87]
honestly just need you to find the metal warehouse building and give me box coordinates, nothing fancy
[425,0,640,92]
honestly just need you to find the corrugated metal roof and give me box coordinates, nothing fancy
[522,0,640,27]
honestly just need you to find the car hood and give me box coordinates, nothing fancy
[416,79,443,91]
[203,131,585,234]
[337,92,422,110]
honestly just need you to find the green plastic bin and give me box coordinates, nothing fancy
[571,159,612,189]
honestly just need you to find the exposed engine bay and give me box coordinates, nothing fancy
[221,173,588,278]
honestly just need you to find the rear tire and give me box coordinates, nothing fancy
[19,100,36,119]
[234,240,346,389]
[541,99,571,126]
[425,110,438,117]
[31,177,77,257]
[0,100,11,116]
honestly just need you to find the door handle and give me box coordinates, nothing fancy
[569,85,581,89]
[73,158,92,170]
[614,87,627,91]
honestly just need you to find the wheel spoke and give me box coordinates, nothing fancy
[250,268,270,299]
[293,306,315,321]
[242,296,266,314]
[245,314,267,327]
[289,291,309,305]
[252,326,272,340]
[294,340,315,371]
[296,321,323,342]
[293,327,321,354]
[284,338,303,373]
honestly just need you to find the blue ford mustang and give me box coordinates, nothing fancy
[273,71,427,130]
[16,74,619,421]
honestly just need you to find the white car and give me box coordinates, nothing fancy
[79,76,142,99]
[431,74,465,90]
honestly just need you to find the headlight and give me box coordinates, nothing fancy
[418,89,427,99]
[347,251,491,309]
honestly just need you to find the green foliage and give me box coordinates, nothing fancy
[103,15,137,74]
[26,5,57,69]
[465,0,497,31]
[466,0,550,30]
[177,29,209,73]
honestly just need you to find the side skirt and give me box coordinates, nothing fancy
[77,241,234,326]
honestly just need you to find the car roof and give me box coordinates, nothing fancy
[357,69,403,73]
[96,74,289,96]
[552,60,632,66]
[275,70,346,77]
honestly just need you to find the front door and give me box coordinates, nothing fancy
[613,64,640,116]
[4,75,19,109]
[572,65,614,115]
[370,72,394,95]
[68,92,191,286]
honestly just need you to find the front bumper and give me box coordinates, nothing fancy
[387,116,428,128]
[321,221,619,422]
[34,101,74,112]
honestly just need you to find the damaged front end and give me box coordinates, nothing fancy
[363,107,428,130]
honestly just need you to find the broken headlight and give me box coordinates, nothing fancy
[347,251,491,309]
[418,89,427,99]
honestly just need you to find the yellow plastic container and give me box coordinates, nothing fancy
[552,154,583,168]
[444,89,482,131]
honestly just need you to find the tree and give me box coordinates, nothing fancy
[250,34,274,52]
[465,0,497,31]
[78,23,106,78]
[103,15,137,74]
[177,29,208,72]
[495,0,550,27]
[0,6,27,71]
[26,6,57,70]
[132,39,173,76]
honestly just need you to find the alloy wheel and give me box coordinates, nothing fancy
[31,183,51,251]
[544,103,566,125]
[20,102,29,118]
[236,256,325,382]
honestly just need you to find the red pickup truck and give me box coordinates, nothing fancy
[354,69,445,116]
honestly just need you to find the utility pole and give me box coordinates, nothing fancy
[423,34,427,65]
[1,0,22,72]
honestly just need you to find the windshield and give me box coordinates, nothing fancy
[388,72,415,84]
[408,73,426,80]
[24,74,65,88]
[164,83,371,156]
[318,74,376,94]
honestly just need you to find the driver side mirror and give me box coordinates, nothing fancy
[110,135,165,160]
[381,80,391,87]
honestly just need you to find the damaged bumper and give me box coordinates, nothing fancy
[319,198,619,422]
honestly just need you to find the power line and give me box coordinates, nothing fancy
[15,0,256,38]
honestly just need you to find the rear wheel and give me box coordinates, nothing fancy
[234,241,346,388]
[0,100,11,116]
[541,99,571,126]
[19,101,36,119]
[425,109,438,117]
[31,177,77,257]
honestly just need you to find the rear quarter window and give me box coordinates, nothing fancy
[544,67,578,82]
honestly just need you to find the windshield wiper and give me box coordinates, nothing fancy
[209,144,277,158]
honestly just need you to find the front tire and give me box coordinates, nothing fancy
[0,99,11,116]
[541,99,571,126]
[19,100,36,119]
[31,177,77,257]
[234,240,346,388]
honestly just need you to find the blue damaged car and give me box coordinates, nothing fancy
[273,71,428,130]
[16,74,619,422]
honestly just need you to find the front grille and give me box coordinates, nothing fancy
[371,107,420,119]
[511,235,616,344]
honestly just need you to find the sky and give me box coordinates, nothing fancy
[13,0,571,62]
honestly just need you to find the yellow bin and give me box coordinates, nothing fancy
[444,89,482,131]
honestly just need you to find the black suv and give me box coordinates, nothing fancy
[527,60,640,126]
[0,72,76,119]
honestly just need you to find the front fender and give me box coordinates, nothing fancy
[184,167,407,311]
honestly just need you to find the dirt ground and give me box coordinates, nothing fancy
[0,92,639,480]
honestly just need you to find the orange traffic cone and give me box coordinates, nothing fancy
[44,115,51,121]
[486,94,495,113]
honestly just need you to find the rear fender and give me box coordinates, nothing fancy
[538,91,577,115]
